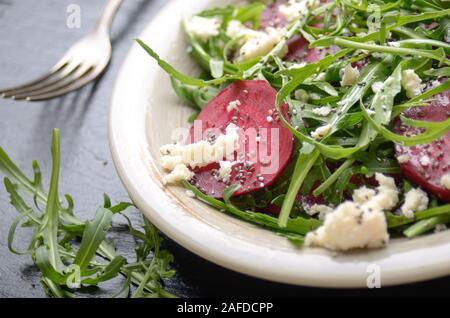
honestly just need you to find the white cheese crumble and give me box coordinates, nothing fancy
[440,173,450,190]
[315,72,326,81]
[226,20,286,62]
[311,124,332,140]
[278,0,319,22]
[305,173,396,251]
[226,99,241,112]
[305,204,333,221]
[352,186,376,205]
[401,69,425,98]
[371,81,384,94]
[366,109,376,116]
[218,161,234,183]
[238,27,286,62]
[437,92,450,106]
[420,155,431,167]
[226,20,259,39]
[312,106,332,117]
[387,41,400,48]
[401,188,429,219]
[163,164,194,184]
[160,123,240,184]
[340,64,360,87]
[266,115,274,123]
[397,154,411,164]
[186,16,221,41]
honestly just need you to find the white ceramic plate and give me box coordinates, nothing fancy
[109,0,450,288]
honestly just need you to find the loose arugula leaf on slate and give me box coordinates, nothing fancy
[0,129,176,298]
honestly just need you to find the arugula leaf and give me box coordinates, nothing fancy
[73,208,113,273]
[0,129,176,298]
[136,39,240,87]
[184,181,320,237]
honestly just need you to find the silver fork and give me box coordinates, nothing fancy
[0,0,123,101]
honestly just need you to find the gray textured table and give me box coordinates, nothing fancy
[0,0,449,298]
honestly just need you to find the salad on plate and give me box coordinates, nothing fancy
[136,0,450,251]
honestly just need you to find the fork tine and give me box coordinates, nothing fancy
[24,69,104,101]
[14,65,97,101]
[0,59,68,96]
[11,65,88,100]
[2,62,81,98]
[25,76,98,102]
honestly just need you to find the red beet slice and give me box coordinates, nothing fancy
[262,203,281,216]
[187,80,294,199]
[296,180,324,208]
[394,90,450,202]
[260,0,288,29]
[286,35,339,63]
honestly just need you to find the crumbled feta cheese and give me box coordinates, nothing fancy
[226,20,259,39]
[279,0,319,22]
[186,16,221,41]
[163,164,194,184]
[315,72,326,81]
[387,41,400,47]
[305,202,389,251]
[238,27,286,62]
[266,115,274,123]
[306,204,333,221]
[371,81,384,94]
[305,173,396,251]
[352,186,376,205]
[340,64,360,87]
[401,69,425,98]
[218,161,234,183]
[401,188,429,219]
[160,123,240,184]
[185,190,196,198]
[420,155,431,167]
[366,109,376,116]
[226,99,241,112]
[226,20,287,62]
[429,80,441,89]
[294,89,309,102]
[397,154,411,164]
[311,124,332,140]
[437,92,450,106]
[312,106,332,117]
[366,173,399,211]
[440,173,450,190]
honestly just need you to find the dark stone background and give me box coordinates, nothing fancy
[0,0,449,298]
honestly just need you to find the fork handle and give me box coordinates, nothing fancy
[96,0,123,33]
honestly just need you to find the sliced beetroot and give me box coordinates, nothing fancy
[286,35,339,63]
[296,180,324,208]
[394,90,450,202]
[261,203,281,216]
[259,0,288,29]
[187,80,294,199]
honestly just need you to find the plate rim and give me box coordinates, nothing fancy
[109,0,450,288]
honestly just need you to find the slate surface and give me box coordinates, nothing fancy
[0,0,449,298]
